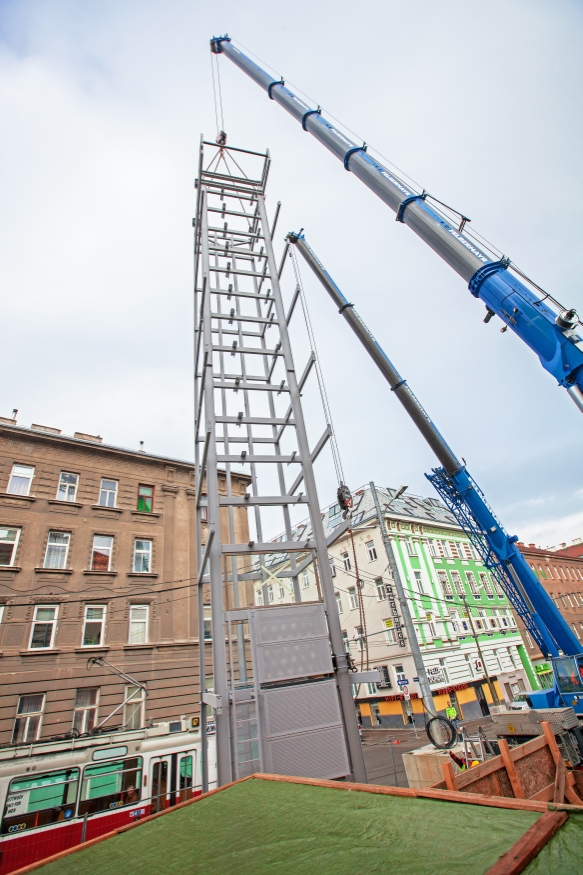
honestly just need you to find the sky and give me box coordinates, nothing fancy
[0,0,582,548]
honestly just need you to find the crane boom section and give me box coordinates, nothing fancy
[212,37,583,408]
[289,231,583,660]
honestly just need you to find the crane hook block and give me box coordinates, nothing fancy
[337,483,353,519]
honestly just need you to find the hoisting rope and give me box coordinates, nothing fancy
[349,527,370,671]
[289,246,345,488]
[210,52,225,140]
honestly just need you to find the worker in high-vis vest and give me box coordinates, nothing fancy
[445,702,458,726]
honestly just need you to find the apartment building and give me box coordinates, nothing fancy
[516,539,583,687]
[257,484,535,727]
[0,418,249,746]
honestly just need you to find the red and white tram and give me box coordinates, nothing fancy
[0,719,215,874]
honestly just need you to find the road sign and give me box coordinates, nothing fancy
[401,686,409,696]
[404,693,411,701]
[397,678,409,686]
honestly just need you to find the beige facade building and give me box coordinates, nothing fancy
[0,418,249,746]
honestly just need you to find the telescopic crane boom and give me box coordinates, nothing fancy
[211,35,583,414]
[288,230,582,667]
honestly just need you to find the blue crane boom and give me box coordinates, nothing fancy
[287,231,582,668]
[211,35,583,415]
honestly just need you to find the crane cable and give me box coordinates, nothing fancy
[290,246,345,488]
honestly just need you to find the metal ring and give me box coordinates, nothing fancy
[396,193,427,223]
[343,145,367,171]
[301,108,321,131]
[267,79,284,100]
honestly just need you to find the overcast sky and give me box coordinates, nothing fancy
[1,0,581,548]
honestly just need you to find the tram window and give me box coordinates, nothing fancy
[1,768,79,834]
[79,757,142,816]
[179,755,193,802]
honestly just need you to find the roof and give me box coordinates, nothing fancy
[517,541,583,562]
[23,775,580,875]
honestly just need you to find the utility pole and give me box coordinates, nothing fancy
[460,592,501,706]
[369,482,437,718]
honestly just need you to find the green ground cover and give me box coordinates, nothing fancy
[32,778,556,875]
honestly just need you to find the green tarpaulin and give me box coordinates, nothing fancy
[31,778,581,875]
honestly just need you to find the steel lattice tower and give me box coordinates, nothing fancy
[193,140,366,787]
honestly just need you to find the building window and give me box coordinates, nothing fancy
[466,571,480,597]
[203,606,212,638]
[355,626,365,651]
[438,658,449,683]
[255,590,263,606]
[437,570,453,598]
[335,591,343,614]
[129,606,149,644]
[450,570,464,596]
[341,552,351,572]
[448,541,461,559]
[98,479,118,508]
[44,531,70,569]
[524,629,534,648]
[573,624,581,640]
[124,686,145,730]
[479,572,493,598]
[366,541,378,562]
[342,630,350,652]
[73,688,99,733]
[12,694,45,743]
[57,472,79,502]
[462,542,475,560]
[302,571,310,588]
[464,654,474,676]
[133,539,152,573]
[384,621,396,644]
[29,605,58,649]
[82,605,106,646]
[413,571,425,595]
[375,578,388,601]
[137,485,154,513]
[267,584,274,603]
[200,505,208,522]
[278,583,285,599]
[0,527,20,566]
[428,540,437,557]
[329,557,336,577]
[448,610,459,633]
[348,587,358,610]
[7,464,34,496]
[91,535,113,571]
[394,664,406,684]
[406,539,416,556]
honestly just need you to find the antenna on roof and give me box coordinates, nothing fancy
[139,441,145,452]
[11,409,18,420]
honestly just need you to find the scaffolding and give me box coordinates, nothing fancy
[193,140,366,787]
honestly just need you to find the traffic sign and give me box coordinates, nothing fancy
[404,694,411,701]
[397,678,409,686]
[401,686,409,696]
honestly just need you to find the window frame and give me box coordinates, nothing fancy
[128,605,149,645]
[348,587,358,610]
[73,688,99,734]
[43,530,71,569]
[56,472,79,502]
[7,464,35,496]
[98,478,118,508]
[341,552,351,572]
[90,535,114,572]
[29,605,59,650]
[366,541,378,562]
[0,527,21,567]
[133,539,153,573]
[137,485,154,513]
[12,693,46,744]
[2,765,79,833]
[79,756,142,816]
[81,605,107,648]
[375,578,388,601]
[437,570,453,599]
[123,687,145,730]
[301,570,310,589]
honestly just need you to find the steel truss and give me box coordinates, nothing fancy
[193,140,366,787]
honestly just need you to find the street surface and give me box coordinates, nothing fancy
[362,717,493,786]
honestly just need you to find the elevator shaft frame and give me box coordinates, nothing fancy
[193,140,366,787]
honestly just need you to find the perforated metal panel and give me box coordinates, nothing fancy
[266,727,350,780]
[255,639,333,684]
[263,680,343,737]
[253,604,328,644]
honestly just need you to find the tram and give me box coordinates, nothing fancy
[0,718,215,874]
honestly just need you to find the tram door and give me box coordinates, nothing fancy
[150,756,172,812]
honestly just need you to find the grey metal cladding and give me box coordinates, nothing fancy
[350,154,410,212]
[263,680,343,737]
[253,604,328,644]
[404,202,484,281]
[273,87,310,123]
[222,41,273,91]
[256,638,333,683]
[266,726,350,780]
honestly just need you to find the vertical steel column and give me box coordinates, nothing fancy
[258,195,367,782]
[370,482,437,718]
[200,189,233,786]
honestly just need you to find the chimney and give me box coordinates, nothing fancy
[573,537,582,546]
[31,424,62,435]
[528,543,535,548]
[74,431,103,444]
